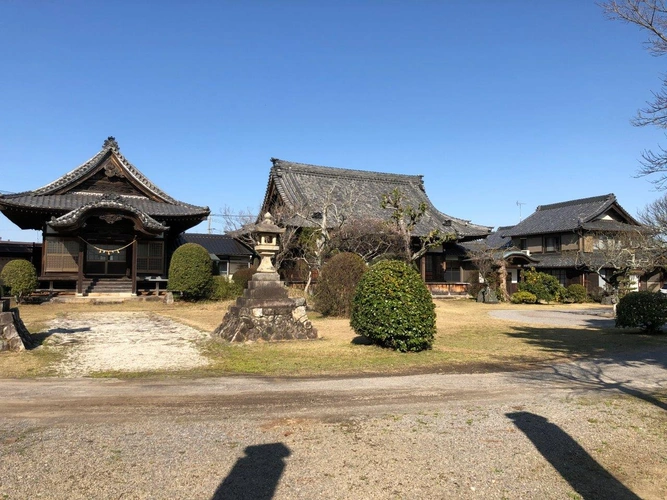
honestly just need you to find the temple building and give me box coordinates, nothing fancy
[0,137,210,296]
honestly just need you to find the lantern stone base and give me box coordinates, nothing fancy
[212,272,318,342]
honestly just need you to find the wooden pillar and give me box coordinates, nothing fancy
[420,255,426,280]
[77,241,84,295]
[131,239,138,296]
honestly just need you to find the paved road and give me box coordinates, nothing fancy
[489,307,616,328]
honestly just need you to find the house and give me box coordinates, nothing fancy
[500,194,651,294]
[178,233,255,277]
[0,240,42,276]
[0,137,210,296]
[260,158,491,294]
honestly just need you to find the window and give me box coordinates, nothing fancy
[215,260,229,276]
[443,259,461,282]
[546,269,567,286]
[137,241,164,274]
[44,237,79,272]
[544,236,560,252]
[519,238,527,251]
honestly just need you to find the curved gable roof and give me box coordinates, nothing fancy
[0,137,209,231]
[261,158,491,239]
[503,194,640,237]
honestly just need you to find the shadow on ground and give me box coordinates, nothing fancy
[507,411,641,500]
[212,442,291,500]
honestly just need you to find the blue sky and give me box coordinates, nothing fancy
[1,0,665,241]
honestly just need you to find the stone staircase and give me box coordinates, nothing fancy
[82,277,133,296]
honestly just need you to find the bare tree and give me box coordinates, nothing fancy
[219,205,258,247]
[465,243,512,301]
[380,188,456,263]
[602,1,667,187]
[328,217,404,263]
[573,229,658,295]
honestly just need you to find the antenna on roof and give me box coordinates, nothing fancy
[516,201,526,222]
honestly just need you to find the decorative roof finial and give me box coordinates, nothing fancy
[103,136,119,150]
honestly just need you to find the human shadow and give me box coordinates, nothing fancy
[211,442,291,500]
[506,411,641,500]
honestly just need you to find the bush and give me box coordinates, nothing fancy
[314,253,367,317]
[167,243,213,301]
[232,266,258,290]
[518,268,565,302]
[350,260,435,352]
[510,290,537,304]
[564,284,588,304]
[209,276,243,301]
[0,259,38,303]
[615,291,667,333]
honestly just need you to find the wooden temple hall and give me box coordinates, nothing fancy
[0,137,210,296]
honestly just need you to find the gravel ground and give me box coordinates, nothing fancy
[488,308,616,328]
[1,355,666,499]
[42,312,209,376]
[0,308,665,499]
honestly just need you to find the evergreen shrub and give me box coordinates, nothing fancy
[510,290,537,304]
[314,252,367,317]
[209,276,243,301]
[564,284,588,304]
[167,243,213,301]
[350,260,435,352]
[0,259,38,303]
[232,266,258,290]
[518,268,565,302]
[615,291,667,333]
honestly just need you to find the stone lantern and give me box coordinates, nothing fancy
[253,212,285,273]
[212,212,317,342]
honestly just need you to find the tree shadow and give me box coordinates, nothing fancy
[504,324,667,369]
[506,411,641,500]
[505,324,667,411]
[212,442,291,500]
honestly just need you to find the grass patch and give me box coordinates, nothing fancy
[2,298,666,378]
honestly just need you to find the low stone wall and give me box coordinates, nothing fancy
[0,300,35,351]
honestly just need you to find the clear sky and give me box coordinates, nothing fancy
[1,0,665,241]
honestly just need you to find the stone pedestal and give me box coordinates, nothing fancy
[0,305,35,352]
[212,272,317,342]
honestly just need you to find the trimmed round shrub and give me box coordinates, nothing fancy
[0,259,38,303]
[615,291,667,333]
[209,276,242,301]
[510,290,537,304]
[564,284,588,304]
[518,269,565,302]
[232,266,258,289]
[350,260,435,352]
[314,252,367,317]
[167,243,213,301]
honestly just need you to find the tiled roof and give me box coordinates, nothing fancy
[502,194,639,237]
[179,233,255,257]
[0,137,210,222]
[261,159,491,240]
[48,197,168,233]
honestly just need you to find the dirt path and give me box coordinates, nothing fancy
[43,311,210,376]
[1,351,666,499]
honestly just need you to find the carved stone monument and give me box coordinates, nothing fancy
[212,213,317,342]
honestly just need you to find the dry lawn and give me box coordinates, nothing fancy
[2,298,667,378]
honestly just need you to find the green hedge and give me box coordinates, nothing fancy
[518,268,565,302]
[350,260,435,352]
[615,291,667,333]
[510,290,537,304]
[0,259,38,303]
[232,266,258,290]
[314,252,367,317]
[209,276,243,301]
[167,243,213,301]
